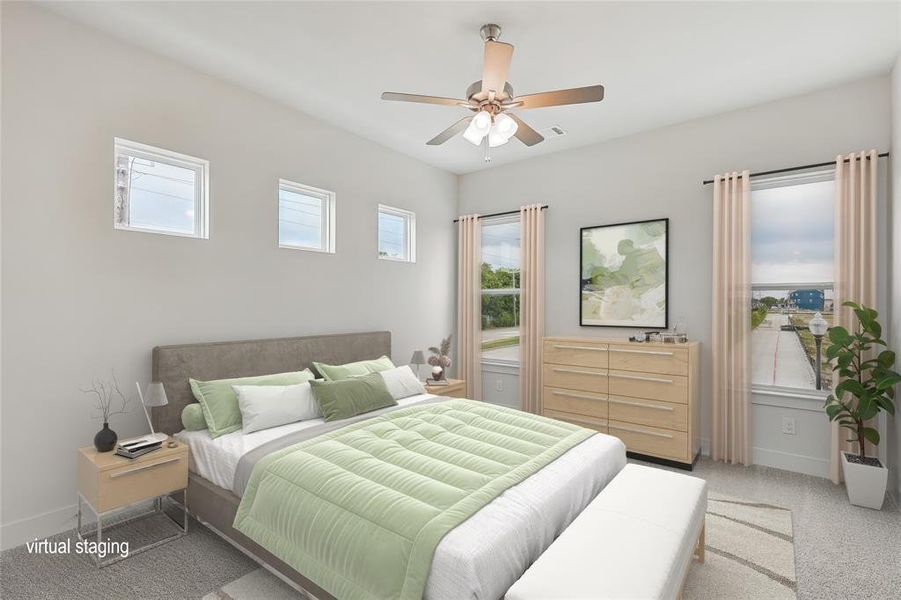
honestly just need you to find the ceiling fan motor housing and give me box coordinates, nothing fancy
[466,81,514,107]
[479,23,502,42]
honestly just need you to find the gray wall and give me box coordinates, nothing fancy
[460,76,891,478]
[0,4,456,548]
[891,54,901,499]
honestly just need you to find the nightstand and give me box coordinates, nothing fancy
[425,378,467,398]
[76,438,188,566]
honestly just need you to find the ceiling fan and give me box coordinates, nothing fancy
[381,23,604,162]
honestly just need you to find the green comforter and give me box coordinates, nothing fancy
[233,399,594,600]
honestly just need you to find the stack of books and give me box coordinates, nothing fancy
[116,439,162,459]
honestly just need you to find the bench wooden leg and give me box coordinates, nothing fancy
[694,522,706,564]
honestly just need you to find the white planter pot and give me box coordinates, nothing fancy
[841,452,887,510]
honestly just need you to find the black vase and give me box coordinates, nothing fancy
[94,422,117,452]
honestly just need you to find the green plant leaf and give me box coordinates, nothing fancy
[862,427,880,446]
[877,350,895,368]
[876,374,901,391]
[841,300,860,309]
[828,326,850,344]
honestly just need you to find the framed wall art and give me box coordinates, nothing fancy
[580,218,668,328]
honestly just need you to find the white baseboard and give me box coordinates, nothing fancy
[1,503,77,551]
[752,446,830,478]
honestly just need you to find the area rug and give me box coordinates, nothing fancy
[203,493,797,600]
[684,493,797,599]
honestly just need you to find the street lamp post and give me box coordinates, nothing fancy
[809,312,828,390]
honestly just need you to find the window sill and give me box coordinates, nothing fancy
[481,359,520,374]
[751,386,829,413]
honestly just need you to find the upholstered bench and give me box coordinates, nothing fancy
[505,464,707,600]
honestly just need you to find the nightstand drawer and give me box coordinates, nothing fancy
[96,454,187,512]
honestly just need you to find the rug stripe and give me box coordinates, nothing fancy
[705,546,797,591]
[707,511,794,542]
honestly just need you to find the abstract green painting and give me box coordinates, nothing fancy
[580,218,668,328]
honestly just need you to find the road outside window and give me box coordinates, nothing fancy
[481,217,520,363]
[750,176,834,392]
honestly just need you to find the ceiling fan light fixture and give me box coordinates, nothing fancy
[488,125,509,147]
[494,113,518,139]
[463,110,492,145]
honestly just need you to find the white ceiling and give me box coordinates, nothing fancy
[45,1,900,174]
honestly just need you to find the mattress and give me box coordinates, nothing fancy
[176,396,627,600]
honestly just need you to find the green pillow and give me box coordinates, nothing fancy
[313,355,395,381]
[310,373,397,422]
[181,403,207,431]
[190,369,315,438]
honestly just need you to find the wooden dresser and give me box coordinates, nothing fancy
[542,337,701,468]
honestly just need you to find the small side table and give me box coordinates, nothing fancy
[425,378,467,398]
[76,438,188,566]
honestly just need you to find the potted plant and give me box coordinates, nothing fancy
[824,301,899,509]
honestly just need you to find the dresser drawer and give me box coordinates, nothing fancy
[607,420,688,462]
[608,395,687,431]
[544,409,607,434]
[96,453,188,512]
[543,364,608,394]
[543,340,608,368]
[608,344,688,376]
[608,369,687,404]
[543,387,608,419]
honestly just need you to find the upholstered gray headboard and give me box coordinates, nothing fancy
[151,331,391,434]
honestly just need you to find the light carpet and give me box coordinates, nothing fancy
[205,493,796,600]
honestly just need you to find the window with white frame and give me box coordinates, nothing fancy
[750,171,835,393]
[114,138,208,238]
[481,216,520,364]
[278,180,336,253]
[378,204,416,262]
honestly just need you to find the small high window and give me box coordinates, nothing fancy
[378,204,416,262]
[278,180,336,253]
[114,138,208,238]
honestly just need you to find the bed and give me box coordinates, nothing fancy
[153,331,627,600]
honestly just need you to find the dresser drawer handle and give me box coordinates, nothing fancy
[609,373,673,384]
[609,348,674,356]
[110,457,181,478]
[552,344,608,352]
[552,367,608,377]
[608,397,674,411]
[552,390,608,401]
[609,424,674,439]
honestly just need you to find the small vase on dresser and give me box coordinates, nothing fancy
[93,422,117,452]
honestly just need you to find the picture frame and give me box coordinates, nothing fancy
[580,217,669,328]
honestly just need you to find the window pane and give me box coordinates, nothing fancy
[279,188,323,249]
[751,180,834,285]
[750,178,835,392]
[481,220,520,362]
[127,157,196,235]
[378,211,407,259]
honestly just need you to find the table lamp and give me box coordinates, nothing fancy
[410,350,426,381]
[136,381,170,443]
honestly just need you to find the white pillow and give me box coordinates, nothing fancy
[232,382,321,434]
[379,365,426,400]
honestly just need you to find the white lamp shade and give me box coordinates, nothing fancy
[463,123,486,145]
[494,113,518,139]
[143,381,168,407]
[463,111,492,145]
[809,312,828,336]
[488,126,509,147]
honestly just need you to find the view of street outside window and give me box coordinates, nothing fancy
[481,218,520,363]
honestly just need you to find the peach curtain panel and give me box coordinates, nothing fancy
[457,214,483,400]
[519,205,545,413]
[711,171,752,465]
[830,150,878,484]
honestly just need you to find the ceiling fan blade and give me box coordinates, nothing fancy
[381,92,471,107]
[510,85,605,109]
[427,117,473,145]
[481,41,514,96]
[507,114,544,146]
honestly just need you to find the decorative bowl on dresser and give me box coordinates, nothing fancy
[542,337,701,469]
